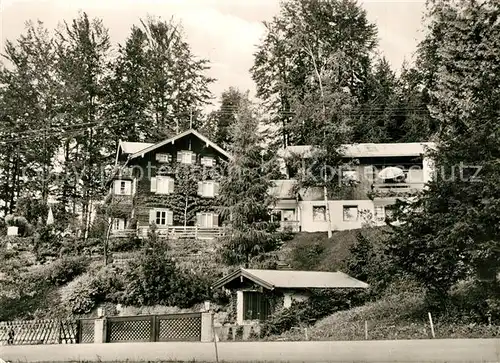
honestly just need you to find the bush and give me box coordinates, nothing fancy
[260,289,366,337]
[61,265,125,315]
[42,256,90,286]
[5,215,34,237]
[290,243,325,270]
[121,241,211,308]
[110,235,142,252]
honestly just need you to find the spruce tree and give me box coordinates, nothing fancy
[218,96,279,266]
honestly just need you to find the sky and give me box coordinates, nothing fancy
[0,0,428,108]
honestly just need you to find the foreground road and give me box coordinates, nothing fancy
[1,339,499,362]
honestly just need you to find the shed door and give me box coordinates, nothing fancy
[243,291,270,321]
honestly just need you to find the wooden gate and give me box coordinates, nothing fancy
[105,313,202,343]
[77,318,95,343]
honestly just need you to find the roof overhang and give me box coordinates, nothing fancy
[212,268,275,290]
[127,129,232,161]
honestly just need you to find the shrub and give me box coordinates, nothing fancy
[43,256,90,286]
[110,235,142,252]
[260,289,366,337]
[120,241,211,308]
[290,243,325,270]
[5,215,34,237]
[61,265,125,315]
[33,226,62,262]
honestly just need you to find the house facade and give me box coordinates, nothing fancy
[271,142,435,232]
[108,129,231,239]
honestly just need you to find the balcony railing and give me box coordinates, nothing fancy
[372,182,425,193]
[111,226,226,240]
[279,220,301,232]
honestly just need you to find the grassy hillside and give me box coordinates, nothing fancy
[277,287,500,341]
[282,227,390,272]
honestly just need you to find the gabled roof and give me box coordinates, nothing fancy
[212,268,369,290]
[128,129,232,161]
[278,142,436,159]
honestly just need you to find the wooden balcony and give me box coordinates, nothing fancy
[279,220,301,232]
[111,226,226,240]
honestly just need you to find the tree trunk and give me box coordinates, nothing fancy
[184,194,188,227]
[306,43,333,238]
[104,217,113,266]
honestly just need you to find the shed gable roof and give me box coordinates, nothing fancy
[212,268,369,290]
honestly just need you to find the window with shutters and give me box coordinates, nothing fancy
[156,153,171,163]
[201,156,215,167]
[198,181,219,198]
[114,180,131,195]
[152,209,173,226]
[177,150,195,164]
[243,291,270,321]
[155,176,174,195]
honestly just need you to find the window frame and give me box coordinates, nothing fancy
[343,205,359,222]
[312,205,327,222]
[243,291,270,321]
[156,210,167,226]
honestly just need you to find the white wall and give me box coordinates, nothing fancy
[299,200,378,232]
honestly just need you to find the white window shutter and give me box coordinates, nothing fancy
[124,181,132,195]
[149,209,156,224]
[191,152,196,164]
[168,178,174,194]
[213,214,219,227]
[167,210,173,225]
[150,177,157,193]
[132,179,137,195]
[196,213,202,227]
[113,180,120,194]
[177,151,182,163]
[214,182,220,196]
[197,181,203,196]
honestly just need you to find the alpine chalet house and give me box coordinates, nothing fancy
[271,142,435,232]
[108,129,231,239]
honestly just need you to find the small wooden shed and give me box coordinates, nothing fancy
[212,268,369,325]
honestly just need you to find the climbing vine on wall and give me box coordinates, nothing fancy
[140,164,223,226]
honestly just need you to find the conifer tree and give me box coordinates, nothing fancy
[218,96,279,266]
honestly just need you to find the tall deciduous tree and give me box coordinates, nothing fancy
[388,0,500,308]
[218,97,279,265]
[251,0,378,147]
